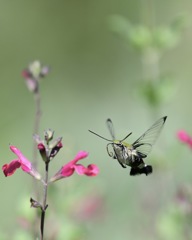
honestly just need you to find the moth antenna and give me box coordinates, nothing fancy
[120,132,132,142]
[88,130,112,142]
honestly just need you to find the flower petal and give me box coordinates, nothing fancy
[188,139,192,148]
[60,165,75,177]
[2,160,21,177]
[74,164,99,176]
[49,165,75,182]
[86,164,99,176]
[177,130,189,143]
[73,151,89,163]
[10,145,32,172]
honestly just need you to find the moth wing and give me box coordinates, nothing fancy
[132,116,167,158]
[106,118,116,140]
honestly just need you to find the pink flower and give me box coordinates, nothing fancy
[22,69,38,92]
[2,146,41,180]
[177,130,189,143]
[22,61,50,93]
[49,151,99,182]
[177,130,192,148]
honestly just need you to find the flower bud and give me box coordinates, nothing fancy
[44,129,54,143]
[49,137,63,159]
[49,137,62,148]
[40,66,50,77]
[38,143,48,162]
[28,60,41,79]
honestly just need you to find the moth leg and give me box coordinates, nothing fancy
[117,158,127,168]
[112,146,127,168]
[112,151,126,168]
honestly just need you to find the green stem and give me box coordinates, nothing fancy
[40,162,49,240]
[32,89,42,238]
[33,90,41,169]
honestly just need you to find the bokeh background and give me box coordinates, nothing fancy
[1,1,192,239]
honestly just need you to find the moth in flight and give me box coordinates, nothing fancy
[89,116,167,176]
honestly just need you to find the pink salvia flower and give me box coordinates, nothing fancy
[2,146,41,180]
[177,130,192,148]
[49,151,99,182]
[177,130,190,143]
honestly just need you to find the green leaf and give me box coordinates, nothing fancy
[153,26,179,49]
[108,15,152,51]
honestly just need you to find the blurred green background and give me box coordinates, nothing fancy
[1,0,192,239]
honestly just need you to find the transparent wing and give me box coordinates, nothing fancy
[106,118,115,140]
[132,116,167,158]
